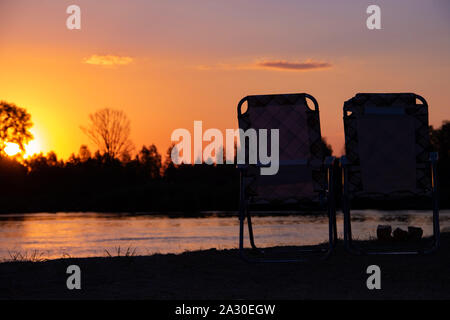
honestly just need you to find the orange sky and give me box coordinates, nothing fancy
[0,0,449,159]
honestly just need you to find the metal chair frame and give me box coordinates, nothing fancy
[341,93,440,255]
[237,93,337,262]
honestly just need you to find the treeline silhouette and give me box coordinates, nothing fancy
[0,144,240,214]
[0,122,448,214]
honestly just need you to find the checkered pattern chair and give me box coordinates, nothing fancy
[237,93,337,262]
[341,93,440,255]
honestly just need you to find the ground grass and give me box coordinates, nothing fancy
[0,234,449,299]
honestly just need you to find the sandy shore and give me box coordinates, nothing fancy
[1,234,449,300]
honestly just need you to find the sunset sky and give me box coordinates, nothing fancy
[0,0,449,159]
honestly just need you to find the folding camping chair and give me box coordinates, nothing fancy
[341,93,440,255]
[237,93,337,262]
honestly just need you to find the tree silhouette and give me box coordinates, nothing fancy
[431,121,450,160]
[0,101,33,155]
[321,137,333,157]
[430,121,450,198]
[81,108,133,160]
[137,144,162,179]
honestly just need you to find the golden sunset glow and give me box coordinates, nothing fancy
[4,140,41,158]
[24,138,41,158]
[3,128,42,158]
[0,1,449,159]
[4,142,21,156]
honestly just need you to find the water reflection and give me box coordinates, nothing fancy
[0,210,448,260]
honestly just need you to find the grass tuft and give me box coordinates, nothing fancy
[7,250,48,263]
[104,246,137,258]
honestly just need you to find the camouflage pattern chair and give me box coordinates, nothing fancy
[237,93,337,262]
[341,93,440,255]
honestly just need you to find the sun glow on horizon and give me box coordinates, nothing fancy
[4,140,42,158]
[23,138,41,158]
[3,128,43,158]
[4,142,21,156]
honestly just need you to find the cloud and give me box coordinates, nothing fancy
[196,59,332,72]
[256,59,332,71]
[84,55,133,66]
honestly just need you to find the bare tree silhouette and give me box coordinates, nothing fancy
[81,108,133,160]
[0,101,33,155]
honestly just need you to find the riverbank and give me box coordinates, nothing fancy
[1,233,449,300]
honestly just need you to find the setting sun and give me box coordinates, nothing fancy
[24,138,41,158]
[4,142,21,156]
[3,133,42,158]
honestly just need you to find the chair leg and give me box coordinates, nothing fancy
[424,207,440,255]
[238,163,335,263]
[238,201,245,259]
[330,208,338,248]
[329,187,338,247]
[238,170,246,259]
[246,208,264,253]
[325,158,338,249]
[327,207,336,253]
[240,203,335,263]
[332,211,338,246]
[346,213,364,255]
[426,160,440,253]
[342,192,362,254]
[340,156,440,255]
[433,204,440,250]
[344,195,439,256]
[368,160,440,255]
[342,161,352,252]
[330,207,337,254]
[341,158,363,254]
[343,203,358,254]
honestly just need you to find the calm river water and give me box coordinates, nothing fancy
[0,210,449,260]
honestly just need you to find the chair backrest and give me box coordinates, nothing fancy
[237,93,326,204]
[343,93,431,198]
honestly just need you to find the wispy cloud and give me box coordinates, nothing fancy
[84,54,134,67]
[255,59,332,71]
[196,59,332,72]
